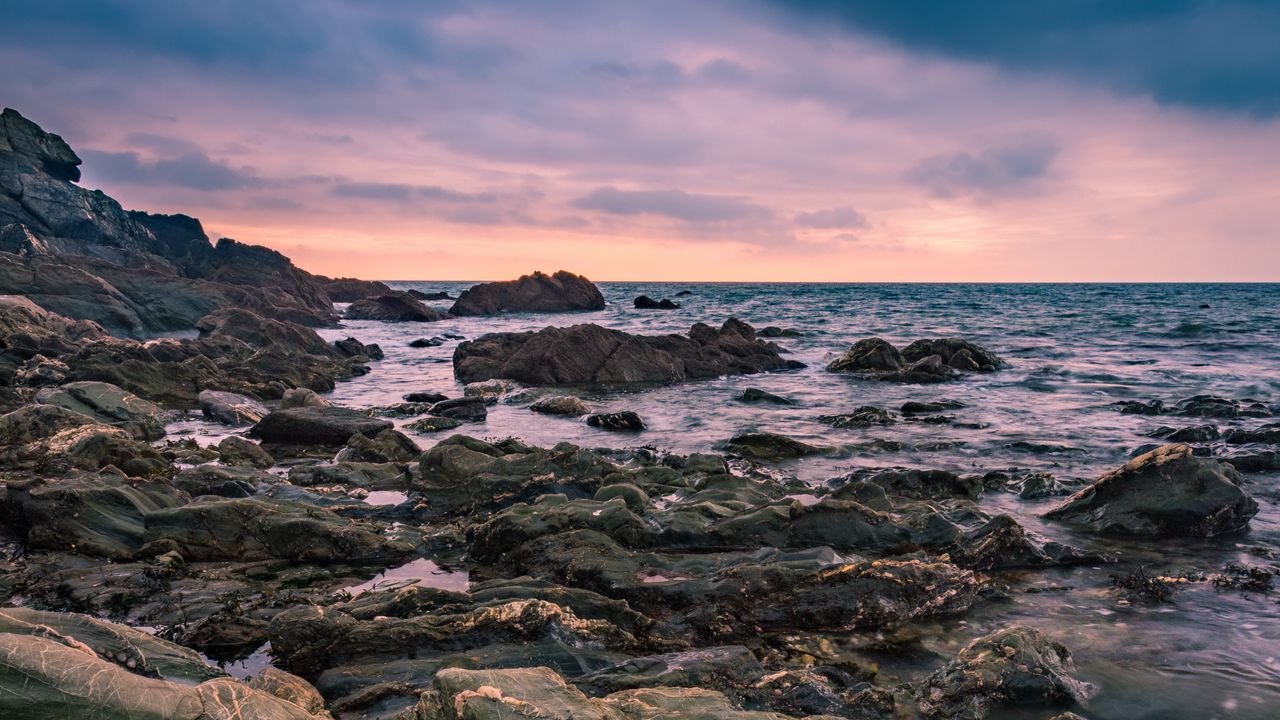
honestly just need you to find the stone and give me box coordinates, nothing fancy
[35,380,166,440]
[531,395,591,416]
[818,406,895,428]
[333,336,383,360]
[1044,444,1258,536]
[735,388,794,405]
[338,428,421,463]
[404,391,448,403]
[449,270,606,316]
[280,388,332,409]
[250,407,393,445]
[217,435,275,468]
[345,291,446,322]
[915,626,1093,720]
[454,319,802,386]
[431,396,488,421]
[587,411,646,431]
[199,389,269,425]
[406,415,464,433]
[828,338,1003,383]
[634,295,681,309]
[724,432,823,460]
[315,275,392,302]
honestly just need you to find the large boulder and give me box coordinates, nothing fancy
[344,291,446,322]
[35,380,167,439]
[250,407,392,445]
[449,270,605,316]
[453,318,802,385]
[1043,444,1258,536]
[199,389,269,425]
[915,626,1093,719]
[315,275,393,302]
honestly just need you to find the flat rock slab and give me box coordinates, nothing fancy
[251,406,392,445]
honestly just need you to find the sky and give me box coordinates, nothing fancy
[2,0,1279,281]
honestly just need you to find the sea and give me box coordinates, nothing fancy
[169,282,1280,719]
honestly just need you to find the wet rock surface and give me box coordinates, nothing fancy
[828,337,1004,383]
[450,270,606,316]
[344,291,447,322]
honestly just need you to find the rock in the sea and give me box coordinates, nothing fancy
[408,336,444,347]
[819,406,895,428]
[454,318,803,386]
[431,396,488,421]
[338,428,421,463]
[250,407,392,445]
[198,389,269,426]
[344,291,446,322]
[724,432,823,459]
[586,411,645,431]
[449,270,605,316]
[634,294,681,309]
[35,380,166,440]
[736,388,794,405]
[1043,444,1258,536]
[915,626,1093,719]
[828,337,1003,383]
[333,336,383,360]
[404,390,448,403]
[315,274,392,302]
[530,395,591,416]
[405,415,464,433]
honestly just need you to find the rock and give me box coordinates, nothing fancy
[818,406,895,428]
[840,468,982,501]
[247,668,331,718]
[593,483,651,512]
[333,336,383,360]
[173,464,265,498]
[0,607,326,719]
[431,396,488,421]
[449,270,606,316]
[949,515,1104,571]
[901,399,965,415]
[408,289,453,301]
[675,290,694,296]
[587,411,646,431]
[828,338,1003,383]
[1044,444,1258,536]
[530,395,591,417]
[35,380,166,439]
[409,336,444,347]
[404,391,448,403]
[250,407,393,445]
[1223,422,1280,445]
[280,388,332,409]
[338,428,421,463]
[315,275,392,302]
[757,326,802,338]
[1112,399,1165,415]
[915,626,1093,719]
[634,294,680,309]
[1175,395,1268,418]
[464,379,520,403]
[724,432,822,460]
[345,291,446,322]
[66,431,171,477]
[454,318,803,386]
[286,461,408,490]
[199,389,269,425]
[1149,424,1219,442]
[735,388,793,405]
[406,415,464,433]
[217,435,275,468]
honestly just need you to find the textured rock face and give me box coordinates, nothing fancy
[453,318,802,386]
[827,337,1004,383]
[315,275,392,302]
[0,108,336,334]
[449,270,606,316]
[35,380,167,440]
[1043,444,1258,536]
[915,626,1093,719]
[199,389,269,425]
[250,407,393,445]
[344,291,446,321]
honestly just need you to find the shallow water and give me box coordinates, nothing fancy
[177,282,1280,718]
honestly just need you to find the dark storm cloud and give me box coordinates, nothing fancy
[769,0,1280,116]
[572,187,771,222]
[906,140,1058,199]
[80,150,264,191]
[331,182,497,204]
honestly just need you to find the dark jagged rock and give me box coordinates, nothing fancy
[901,399,965,415]
[915,626,1093,719]
[408,289,453,301]
[333,336,383,360]
[1149,424,1220,442]
[404,390,448,403]
[454,318,802,386]
[724,432,823,459]
[634,294,681,309]
[1223,422,1280,445]
[1176,394,1272,418]
[408,336,444,347]
[315,275,392,302]
[757,326,802,337]
[449,270,605,316]
[1112,399,1165,415]
[587,411,646,431]
[819,406,895,428]
[736,388,794,405]
[250,407,392,445]
[344,291,446,322]
[839,468,982,501]
[430,396,488,421]
[338,428,421,464]
[828,337,1003,383]
[1044,444,1258,536]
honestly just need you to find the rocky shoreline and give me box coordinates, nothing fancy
[1,109,1276,719]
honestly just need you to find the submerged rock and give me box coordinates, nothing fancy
[344,291,446,322]
[587,411,646,431]
[449,270,606,316]
[915,626,1093,720]
[454,318,802,386]
[1043,444,1257,536]
[736,388,794,405]
[250,407,393,445]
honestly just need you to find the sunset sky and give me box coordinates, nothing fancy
[4,1,1279,281]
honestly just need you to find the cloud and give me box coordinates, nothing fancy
[80,149,263,190]
[768,0,1280,116]
[331,182,496,203]
[906,140,1058,198]
[571,186,771,222]
[794,206,869,229]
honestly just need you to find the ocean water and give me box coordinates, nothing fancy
[176,282,1280,719]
